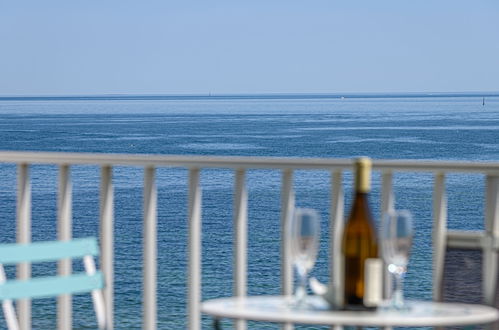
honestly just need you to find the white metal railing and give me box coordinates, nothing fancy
[1,151,499,329]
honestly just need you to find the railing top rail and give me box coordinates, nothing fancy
[0,151,499,174]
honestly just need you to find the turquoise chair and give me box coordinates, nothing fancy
[0,237,106,330]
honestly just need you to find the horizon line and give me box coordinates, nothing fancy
[1,91,498,101]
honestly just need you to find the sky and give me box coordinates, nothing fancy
[1,1,498,96]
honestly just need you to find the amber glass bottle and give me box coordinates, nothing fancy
[342,157,379,310]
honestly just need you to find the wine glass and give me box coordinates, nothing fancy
[289,208,320,307]
[381,210,413,310]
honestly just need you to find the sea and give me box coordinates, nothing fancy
[0,95,498,329]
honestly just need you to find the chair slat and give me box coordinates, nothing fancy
[0,272,103,300]
[0,238,99,264]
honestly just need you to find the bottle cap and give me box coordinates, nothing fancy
[355,157,372,193]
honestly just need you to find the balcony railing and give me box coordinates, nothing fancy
[1,151,498,329]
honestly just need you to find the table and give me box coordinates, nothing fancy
[201,296,499,327]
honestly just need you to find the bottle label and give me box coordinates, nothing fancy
[364,258,382,307]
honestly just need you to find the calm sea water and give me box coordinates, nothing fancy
[0,96,498,329]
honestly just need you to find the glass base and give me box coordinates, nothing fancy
[342,304,377,312]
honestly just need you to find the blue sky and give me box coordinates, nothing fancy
[1,1,498,95]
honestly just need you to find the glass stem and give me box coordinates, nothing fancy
[295,272,307,305]
[393,272,404,308]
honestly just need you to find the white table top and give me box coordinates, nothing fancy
[201,296,499,327]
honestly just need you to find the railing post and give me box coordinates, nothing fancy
[381,171,394,300]
[188,168,202,330]
[144,166,157,330]
[58,165,72,330]
[100,166,114,329]
[17,163,31,330]
[484,175,499,305]
[432,172,447,301]
[280,169,294,330]
[381,171,395,214]
[330,170,344,308]
[233,169,248,330]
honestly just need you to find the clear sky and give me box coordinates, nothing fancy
[1,1,498,96]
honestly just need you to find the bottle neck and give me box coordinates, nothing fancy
[354,158,371,193]
[349,191,372,219]
[355,179,370,193]
[353,191,369,204]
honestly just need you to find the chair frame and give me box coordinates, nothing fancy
[0,237,106,330]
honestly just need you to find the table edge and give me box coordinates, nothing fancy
[201,296,499,326]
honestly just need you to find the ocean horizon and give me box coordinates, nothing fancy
[1,91,499,102]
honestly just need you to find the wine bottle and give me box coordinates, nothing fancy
[342,157,380,310]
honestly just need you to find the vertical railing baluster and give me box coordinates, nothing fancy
[100,166,114,329]
[280,169,294,330]
[233,169,248,330]
[280,169,294,296]
[381,171,394,300]
[330,170,344,309]
[188,168,202,330]
[381,172,395,214]
[484,175,499,305]
[144,166,157,330]
[58,165,72,330]
[432,173,447,301]
[17,163,31,330]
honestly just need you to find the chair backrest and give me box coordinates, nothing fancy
[438,230,499,329]
[0,237,106,330]
[440,230,485,301]
[432,175,499,330]
[434,176,499,328]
